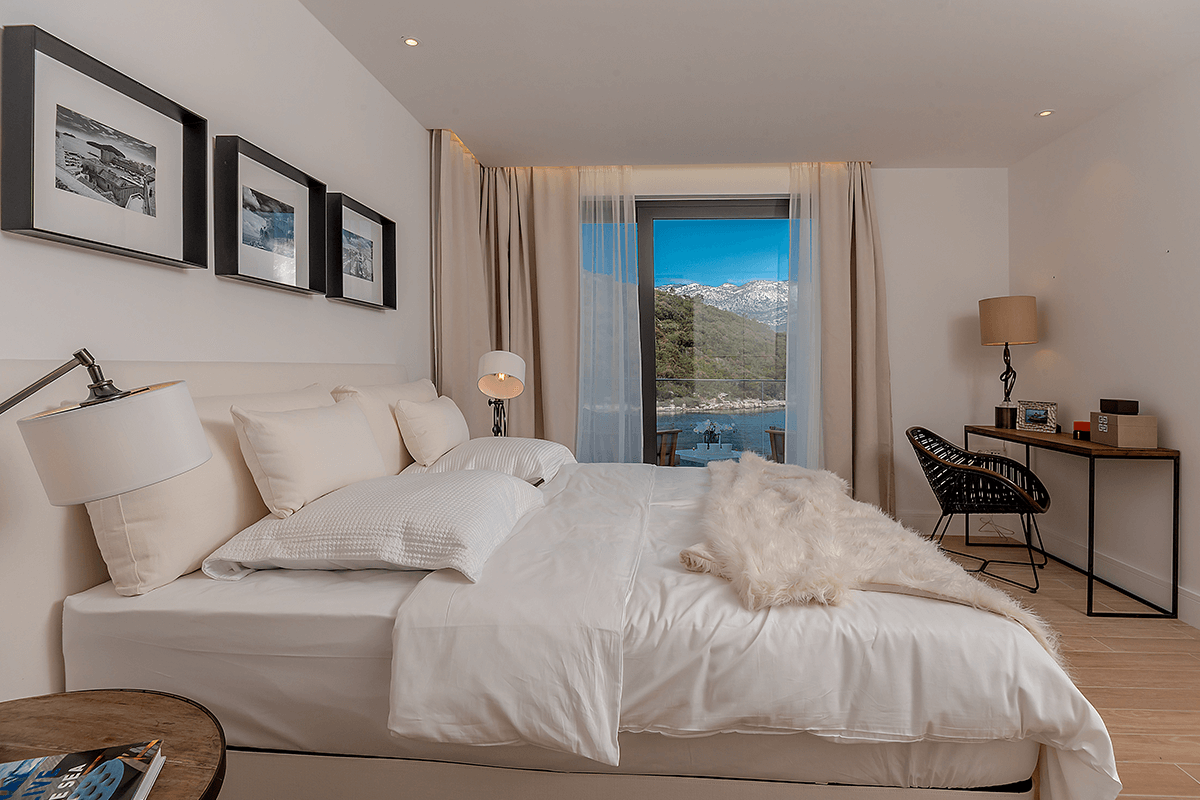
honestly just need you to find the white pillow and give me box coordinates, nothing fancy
[85,384,334,596]
[231,402,388,518]
[393,396,471,467]
[202,470,544,583]
[330,379,438,474]
[403,437,576,485]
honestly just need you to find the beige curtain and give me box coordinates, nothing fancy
[432,131,580,447]
[811,162,896,514]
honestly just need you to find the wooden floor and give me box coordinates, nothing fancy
[945,535,1200,799]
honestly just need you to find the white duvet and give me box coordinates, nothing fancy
[388,463,1120,800]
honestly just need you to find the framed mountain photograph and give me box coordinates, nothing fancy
[213,135,326,294]
[325,193,396,309]
[0,25,207,268]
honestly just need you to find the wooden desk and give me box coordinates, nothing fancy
[0,689,225,799]
[964,425,1180,618]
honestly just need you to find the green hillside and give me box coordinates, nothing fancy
[654,290,785,403]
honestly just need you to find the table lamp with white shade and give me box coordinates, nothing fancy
[2,349,211,505]
[978,296,1038,430]
[477,350,525,437]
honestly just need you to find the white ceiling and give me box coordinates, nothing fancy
[299,0,1200,168]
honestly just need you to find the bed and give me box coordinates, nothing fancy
[60,381,1120,799]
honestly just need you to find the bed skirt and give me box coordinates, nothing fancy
[222,749,1037,800]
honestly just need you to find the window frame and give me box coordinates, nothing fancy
[635,198,789,464]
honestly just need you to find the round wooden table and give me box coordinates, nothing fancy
[0,689,225,799]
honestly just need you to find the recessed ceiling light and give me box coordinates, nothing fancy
[403,37,420,47]
[1036,109,1054,117]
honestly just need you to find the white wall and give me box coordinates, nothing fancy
[0,0,431,698]
[872,170,1011,530]
[1009,57,1200,625]
[0,0,430,368]
[632,165,1010,526]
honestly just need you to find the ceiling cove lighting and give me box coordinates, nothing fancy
[403,37,420,47]
[1037,109,1055,117]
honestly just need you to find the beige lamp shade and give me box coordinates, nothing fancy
[979,296,1038,346]
[477,350,526,400]
[17,380,212,506]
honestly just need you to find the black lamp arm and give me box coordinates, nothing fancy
[0,349,126,416]
[489,397,507,437]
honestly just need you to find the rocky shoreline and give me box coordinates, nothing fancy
[657,398,786,414]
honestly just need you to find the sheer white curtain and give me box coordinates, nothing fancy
[577,166,641,463]
[785,163,823,467]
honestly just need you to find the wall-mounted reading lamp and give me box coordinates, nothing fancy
[1,349,211,505]
[477,350,526,437]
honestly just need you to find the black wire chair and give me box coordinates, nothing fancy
[907,426,1050,592]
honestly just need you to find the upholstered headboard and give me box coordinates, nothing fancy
[0,359,407,700]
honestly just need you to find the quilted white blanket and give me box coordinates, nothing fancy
[680,453,1061,664]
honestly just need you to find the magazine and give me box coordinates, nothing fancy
[0,740,163,800]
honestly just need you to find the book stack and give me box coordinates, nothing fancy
[0,740,164,800]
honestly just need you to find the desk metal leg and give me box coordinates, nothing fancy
[1173,456,1180,617]
[1087,456,1096,615]
[1085,454,1177,618]
[963,430,971,544]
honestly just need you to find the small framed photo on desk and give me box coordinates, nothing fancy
[1016,400,1057,432]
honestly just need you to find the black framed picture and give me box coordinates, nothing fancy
[326,193,396,309]
[0,25,207,268]
[213,135,326,294]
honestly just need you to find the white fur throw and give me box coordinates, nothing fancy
[681,453,1061,665]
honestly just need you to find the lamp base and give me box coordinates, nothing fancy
[995,405,1017,429]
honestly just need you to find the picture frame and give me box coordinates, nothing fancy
[1,25,207,268]
[1016,400,1058,433]
[213,135,326,294]
[326,193,396,309]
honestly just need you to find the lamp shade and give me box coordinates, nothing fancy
[477,350,526,400]
[17,380,211,506]
[979,296,1038,346]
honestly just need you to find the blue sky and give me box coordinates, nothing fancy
[653,218,789,288]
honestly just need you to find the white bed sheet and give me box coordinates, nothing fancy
[64,569,1037,789]
[384,464,1116,799]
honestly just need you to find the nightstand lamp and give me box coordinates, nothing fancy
[979,296,1038,430]
[1,349,211,505]
[477,350,525,437]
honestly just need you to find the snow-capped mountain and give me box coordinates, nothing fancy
[659,280,788,330]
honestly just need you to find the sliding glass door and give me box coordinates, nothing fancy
[636,200,790,465]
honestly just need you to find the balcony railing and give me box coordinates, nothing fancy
[655,378,785,459]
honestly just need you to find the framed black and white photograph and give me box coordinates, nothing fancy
[326,193,396,309]
[213,135,326,294]
[1,25,207,268]
[1016,400,1057,433]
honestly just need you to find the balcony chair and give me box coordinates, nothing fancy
[767,427,785,463]
[906,426,1050,592]
[656,429,681,466]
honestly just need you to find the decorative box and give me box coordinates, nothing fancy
[1100,398,1139,415]
[1090,412,1157,448]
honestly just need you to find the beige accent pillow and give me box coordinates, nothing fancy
[231,402,387,519]
[329,379,438,473]
[85,384,333,596]
[392,396,471,467]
